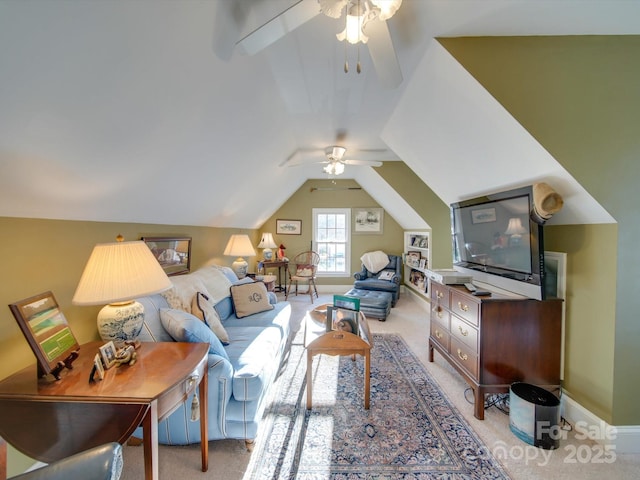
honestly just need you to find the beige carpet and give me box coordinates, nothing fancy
[120,291,640,479]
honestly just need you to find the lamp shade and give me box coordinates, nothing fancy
[257,233,277,250]
[223,234,256,257]
[73,240,172,305]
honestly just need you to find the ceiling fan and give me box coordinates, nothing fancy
[285,145,384,176]
[235,0,403,88]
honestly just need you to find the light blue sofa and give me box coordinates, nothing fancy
[133,265,291,448]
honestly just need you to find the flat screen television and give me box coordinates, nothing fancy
[450,185,546,300]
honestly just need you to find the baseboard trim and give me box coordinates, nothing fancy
[561,393,640,453]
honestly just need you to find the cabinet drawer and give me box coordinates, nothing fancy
[430,323,450,351]
[451,291,479,327]
[450,337,479,379]
[450,315,478,352]
[430,304,450,330]
[157,359,206,421]
[430,283,449,307]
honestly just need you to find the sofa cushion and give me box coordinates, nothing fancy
[191,292,230,345]
[224,325,282,401]
[230,282,274,318]
[159,308,229,361]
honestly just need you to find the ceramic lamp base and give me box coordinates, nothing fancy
[97,300,145,345]
[232,257,249,279]
[263,248,273,261]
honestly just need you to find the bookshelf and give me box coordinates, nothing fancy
[403,231,431,299]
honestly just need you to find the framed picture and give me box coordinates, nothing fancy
[405,251,421,268]
[92,353,105,381]
[353,208,384,234]
[471,207,496,224]
[327,306,358,334]
[142,236,191,276]
[99,341,117,369]
[276,219,302,235]
[9,291,80,379]
[333,294,360,311]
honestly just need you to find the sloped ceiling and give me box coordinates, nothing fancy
[0,1,638,228]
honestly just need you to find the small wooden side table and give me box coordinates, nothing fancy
[261,260,289,293]
[304,304,373,409]
[0,341,208,480]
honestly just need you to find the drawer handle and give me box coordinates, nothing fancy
[436,291,443,299]
[458,325,468,336]
[457,349,468,361]
[458,302,469,312]
[186,374,200,391]
[435,330,443,339]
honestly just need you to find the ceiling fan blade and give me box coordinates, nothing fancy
[280,148,326,167]
[363,19,403,88]
[343,159,384,167]
[236,0,320,55]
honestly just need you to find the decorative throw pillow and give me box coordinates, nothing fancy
[191,292,230,345]
[294,264,314,277]
[159,308,229,361]
[230,281,274,319]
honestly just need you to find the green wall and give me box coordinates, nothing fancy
[439,35,640,424]
[259,178,404,284]
[375,162,452,269]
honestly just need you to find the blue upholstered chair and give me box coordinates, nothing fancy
[1,438,122,480]
[353,253,402,306]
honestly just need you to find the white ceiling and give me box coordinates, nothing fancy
[1,0,637,228]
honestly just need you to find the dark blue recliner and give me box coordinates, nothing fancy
[353,254,402,306]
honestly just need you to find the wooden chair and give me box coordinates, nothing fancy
[286,251,320,303]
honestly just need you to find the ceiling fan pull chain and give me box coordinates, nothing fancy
[357,0,362,73]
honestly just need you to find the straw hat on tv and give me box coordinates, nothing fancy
[532,183,564,224]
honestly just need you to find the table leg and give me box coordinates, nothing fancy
[142,401,159,480]
[199,371,209,472]
[364,350,370,409]
[306,351,313,409]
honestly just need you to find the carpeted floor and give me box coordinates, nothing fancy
[120,292,640,479]
[245,331,510,479]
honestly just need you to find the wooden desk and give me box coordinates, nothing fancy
[304,304,372,409]
[0,341,208,480]
[261,260,289,293]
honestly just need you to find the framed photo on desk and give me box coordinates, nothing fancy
[9,291,80,379]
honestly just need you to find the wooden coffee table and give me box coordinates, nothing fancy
[0,341,208,480]
[304,304,372,409]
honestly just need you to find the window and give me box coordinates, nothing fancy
[313,208,350,276]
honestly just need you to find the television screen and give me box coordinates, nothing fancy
[451,186,545,299]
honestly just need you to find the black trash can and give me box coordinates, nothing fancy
[509,382,560,450]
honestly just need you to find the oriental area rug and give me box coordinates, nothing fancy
[244,333,510,479]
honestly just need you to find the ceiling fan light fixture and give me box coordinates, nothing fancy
[323,161,345,176]
[336,4,368,45]
[370,0,402,21]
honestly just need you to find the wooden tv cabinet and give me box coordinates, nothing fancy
[428,280,562,420]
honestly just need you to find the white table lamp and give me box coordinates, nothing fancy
[257,233,278,261]
[224,234,256,279]
[73,236,172,344]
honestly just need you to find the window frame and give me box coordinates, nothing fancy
[312,208,351,277]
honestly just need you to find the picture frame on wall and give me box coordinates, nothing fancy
[353,208,384,234]
[276,219,302,235]
[8,291,80,379]
[471,207,496,224]
[141,236,191,276]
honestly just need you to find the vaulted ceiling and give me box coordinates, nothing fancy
[1,0,636,228]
